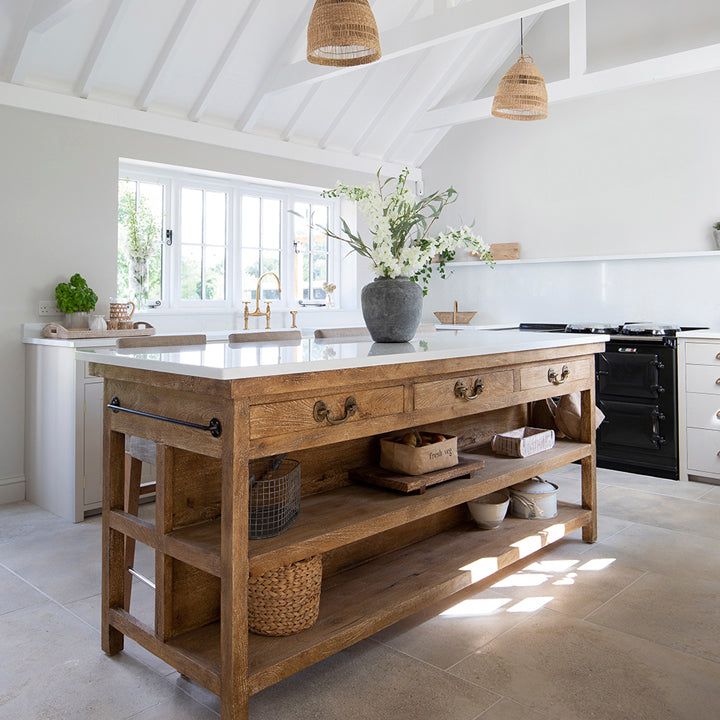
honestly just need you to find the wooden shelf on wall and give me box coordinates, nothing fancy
[160,441,591,578]
[162,503,590,696]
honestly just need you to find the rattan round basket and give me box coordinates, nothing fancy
[307,0,381,67]
[248,556,322,637]
[491,55,548,121]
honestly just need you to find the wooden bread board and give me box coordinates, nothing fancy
[490,243,521,261]
[42,322,156,340]
[350,457,486,494]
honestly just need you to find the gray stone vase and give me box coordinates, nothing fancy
[361,277,423,343]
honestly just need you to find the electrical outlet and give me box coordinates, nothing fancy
[39,300,61,317]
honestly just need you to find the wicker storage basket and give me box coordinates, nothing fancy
[249,556,322,637]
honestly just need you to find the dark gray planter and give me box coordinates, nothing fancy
[361,277,423,343]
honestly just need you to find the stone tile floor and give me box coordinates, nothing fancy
[2,467,720,719]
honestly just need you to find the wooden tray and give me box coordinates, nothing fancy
[350,456,486,495]
[42,322,156,340]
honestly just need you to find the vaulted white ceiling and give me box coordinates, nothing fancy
[0,0,718,176]
[0,0,551,174]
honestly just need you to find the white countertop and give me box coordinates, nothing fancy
[74,329,608,381]
[678,329,720,341]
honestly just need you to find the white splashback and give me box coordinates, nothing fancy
[424,254,720,328]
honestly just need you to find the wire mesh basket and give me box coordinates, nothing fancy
[249,458,301,539]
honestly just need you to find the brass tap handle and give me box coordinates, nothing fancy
[548,366,571,386]
[313,397,358,426]
[243,302,250,331]
[290,311,298,329]
[265,303,272,330]
[454,378,484,401]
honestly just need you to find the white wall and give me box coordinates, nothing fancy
[422,69,720,327]
[0,104,369,501]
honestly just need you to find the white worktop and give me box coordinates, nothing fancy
[74,330,608,381]
[677,330,720,341]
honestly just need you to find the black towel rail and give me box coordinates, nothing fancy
[108,396,223,438]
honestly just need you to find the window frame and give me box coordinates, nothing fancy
[118,162,343,313]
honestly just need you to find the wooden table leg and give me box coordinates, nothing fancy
[123,455,142,612]
[221,402,251,720]
[580,386,598,543]
[102,421,126,655]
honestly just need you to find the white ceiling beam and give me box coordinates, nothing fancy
[135,0,198,111]
[318,0,423,152]
[235,0,314,133]
[75,0,127,99]
[188,0,262,122]
[569,0,587,78]
[415,42,720,131]
[280,0,381,145]
[7,0,97,84]
[383,34,485,162]
[268,0,572,95]
[0,80,421,180]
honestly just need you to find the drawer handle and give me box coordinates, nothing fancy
[454,378,484,401]
[717,411,720,420]
[313,396,358,426]
[548,366,571,386]
[716,379,720,386]
[716,353,720,361]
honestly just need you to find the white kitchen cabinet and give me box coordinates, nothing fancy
[25,343,107,521]
[679,333,720,484]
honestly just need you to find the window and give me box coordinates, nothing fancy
[117,178,165,306]
[178,187,229,302]
[117,163,342,312]
[240,195,282,303]
[292,201,332,305]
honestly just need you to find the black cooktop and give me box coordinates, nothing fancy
[519,323,706,338]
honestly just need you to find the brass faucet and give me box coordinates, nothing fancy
[243,272,282,330]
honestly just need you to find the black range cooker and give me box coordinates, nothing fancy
[519,322,707,480]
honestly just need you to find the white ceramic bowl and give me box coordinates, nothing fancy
[467,490,510,530]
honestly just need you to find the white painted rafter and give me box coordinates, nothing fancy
[234,0,314,133]
[188,0,262,122]
[135,0,198,111]
[0,80,422,180]
[569,0,587,78]
[7,0,97,84]
[75,0,127,98]
[268,0,572,95]
[416,42,720,131]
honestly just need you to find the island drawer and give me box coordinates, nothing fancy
[414,370,515,412]
[687,427,720,475]
[249,386,405,439]
[519,358,593,391]
[686,365,720,395]
[686,342,720,366]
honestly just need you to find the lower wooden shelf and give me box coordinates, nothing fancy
[163,502,591,696]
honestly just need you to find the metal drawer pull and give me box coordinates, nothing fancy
[108,397,222,438]
[716,352,720,360]
[716,378,720,385]
[716,411,720,420]
[454,378,484,401]
[548,366,571,386]
[313,396,358,426]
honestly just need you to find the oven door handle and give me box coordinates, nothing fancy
[651,409,667,449]
[650,384,666,394]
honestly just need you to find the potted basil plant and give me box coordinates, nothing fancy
[55,273,99,329]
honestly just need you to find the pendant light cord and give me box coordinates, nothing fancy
[520,17,524,57]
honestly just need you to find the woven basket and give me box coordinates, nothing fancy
[491,55,548,121]
[249,556,322,637]
[307,0,381,67]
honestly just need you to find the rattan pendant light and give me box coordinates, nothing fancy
[492,19,548,121]
[307,0,381,67]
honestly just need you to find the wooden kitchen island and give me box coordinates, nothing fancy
[78,330,605,720]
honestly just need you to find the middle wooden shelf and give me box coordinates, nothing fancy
[155,440,592,577]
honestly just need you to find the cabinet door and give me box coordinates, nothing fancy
[83,382,104,506]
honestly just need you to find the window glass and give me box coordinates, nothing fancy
[240,195,282,303]
[293,201,331,303]
[117,179,164,307]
